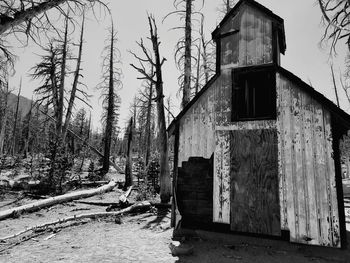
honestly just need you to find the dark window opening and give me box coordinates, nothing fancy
[232,68,276,121]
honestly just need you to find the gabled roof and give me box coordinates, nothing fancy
[167,65,350,134]
[212,0,286,54]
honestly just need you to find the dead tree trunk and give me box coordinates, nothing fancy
[0,82,9,155]
[130,15,171,203]
[57,15,69,137]
[145,83,153,166]
[194,44,201,94]
[124,118,133,189]
[330,63,340,107]
[11,80,21,155]
[24,97,34,157]
[79,112,91,172]
[182,0,192,108]
[102,23,116,174]
[62,14,85,141]
[200,16,210,84]
[0,181,117,221]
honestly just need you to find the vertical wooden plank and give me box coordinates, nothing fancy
[276,73,287,230]
[281,77,297,241]
[179,118,184,166]
[302,94,320,245]
[323,110,341,247]
[207,82,216,156]
[313,102,331,246]
[189,109,193,158]
[291,86,307,243]
[200,97,206,158]
[193,102,199,156]
[213,130,231,223]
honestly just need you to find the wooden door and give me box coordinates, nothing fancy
[230,128,280,236]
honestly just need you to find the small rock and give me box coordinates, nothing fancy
[224,244,236,250]
[115,216,122,224]
[169,241,194,256]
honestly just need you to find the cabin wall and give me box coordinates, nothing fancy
[220,5,273,70]
[214,120,277,224]
[178,70,232,167]
[277,73,341,247]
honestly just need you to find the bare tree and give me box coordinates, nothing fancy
[56,14,69,137]
[98,21,122,174]
[318,0,350,53]
[164,0,203,108]
[31,42,62,135]
[124,117,133,189]
[130,14,171,203]
[0,77,10,155]
[193,15,216,92]
[62,13,86,141]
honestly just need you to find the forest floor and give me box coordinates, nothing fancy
[0,176,349,262]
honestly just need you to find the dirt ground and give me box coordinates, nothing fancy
[0,183,350,263]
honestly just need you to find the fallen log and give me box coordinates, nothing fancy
[0,201,151,242]
[74,200,116,206]
[75,200,171,209]
[80,181,110,187]
[119,185,133,204]
[0,181,117,221]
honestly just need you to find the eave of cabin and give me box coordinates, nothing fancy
[211,0,286,54]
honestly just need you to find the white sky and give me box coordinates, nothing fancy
[7,0,349,133]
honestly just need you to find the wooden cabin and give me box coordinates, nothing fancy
[168,0,349,248]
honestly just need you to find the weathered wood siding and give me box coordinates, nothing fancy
[277,73,341,247]
[178,70,232,167]
[221,5,273,70]
[168,134,175,178]
[213,130,231,223]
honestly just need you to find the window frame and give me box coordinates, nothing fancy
[231,65,277,122]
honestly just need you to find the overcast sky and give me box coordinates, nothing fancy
[7,0,349,132]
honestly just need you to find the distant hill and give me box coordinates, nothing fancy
[6,93,33,119]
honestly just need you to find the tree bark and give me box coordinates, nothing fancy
[0,181,117,221]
